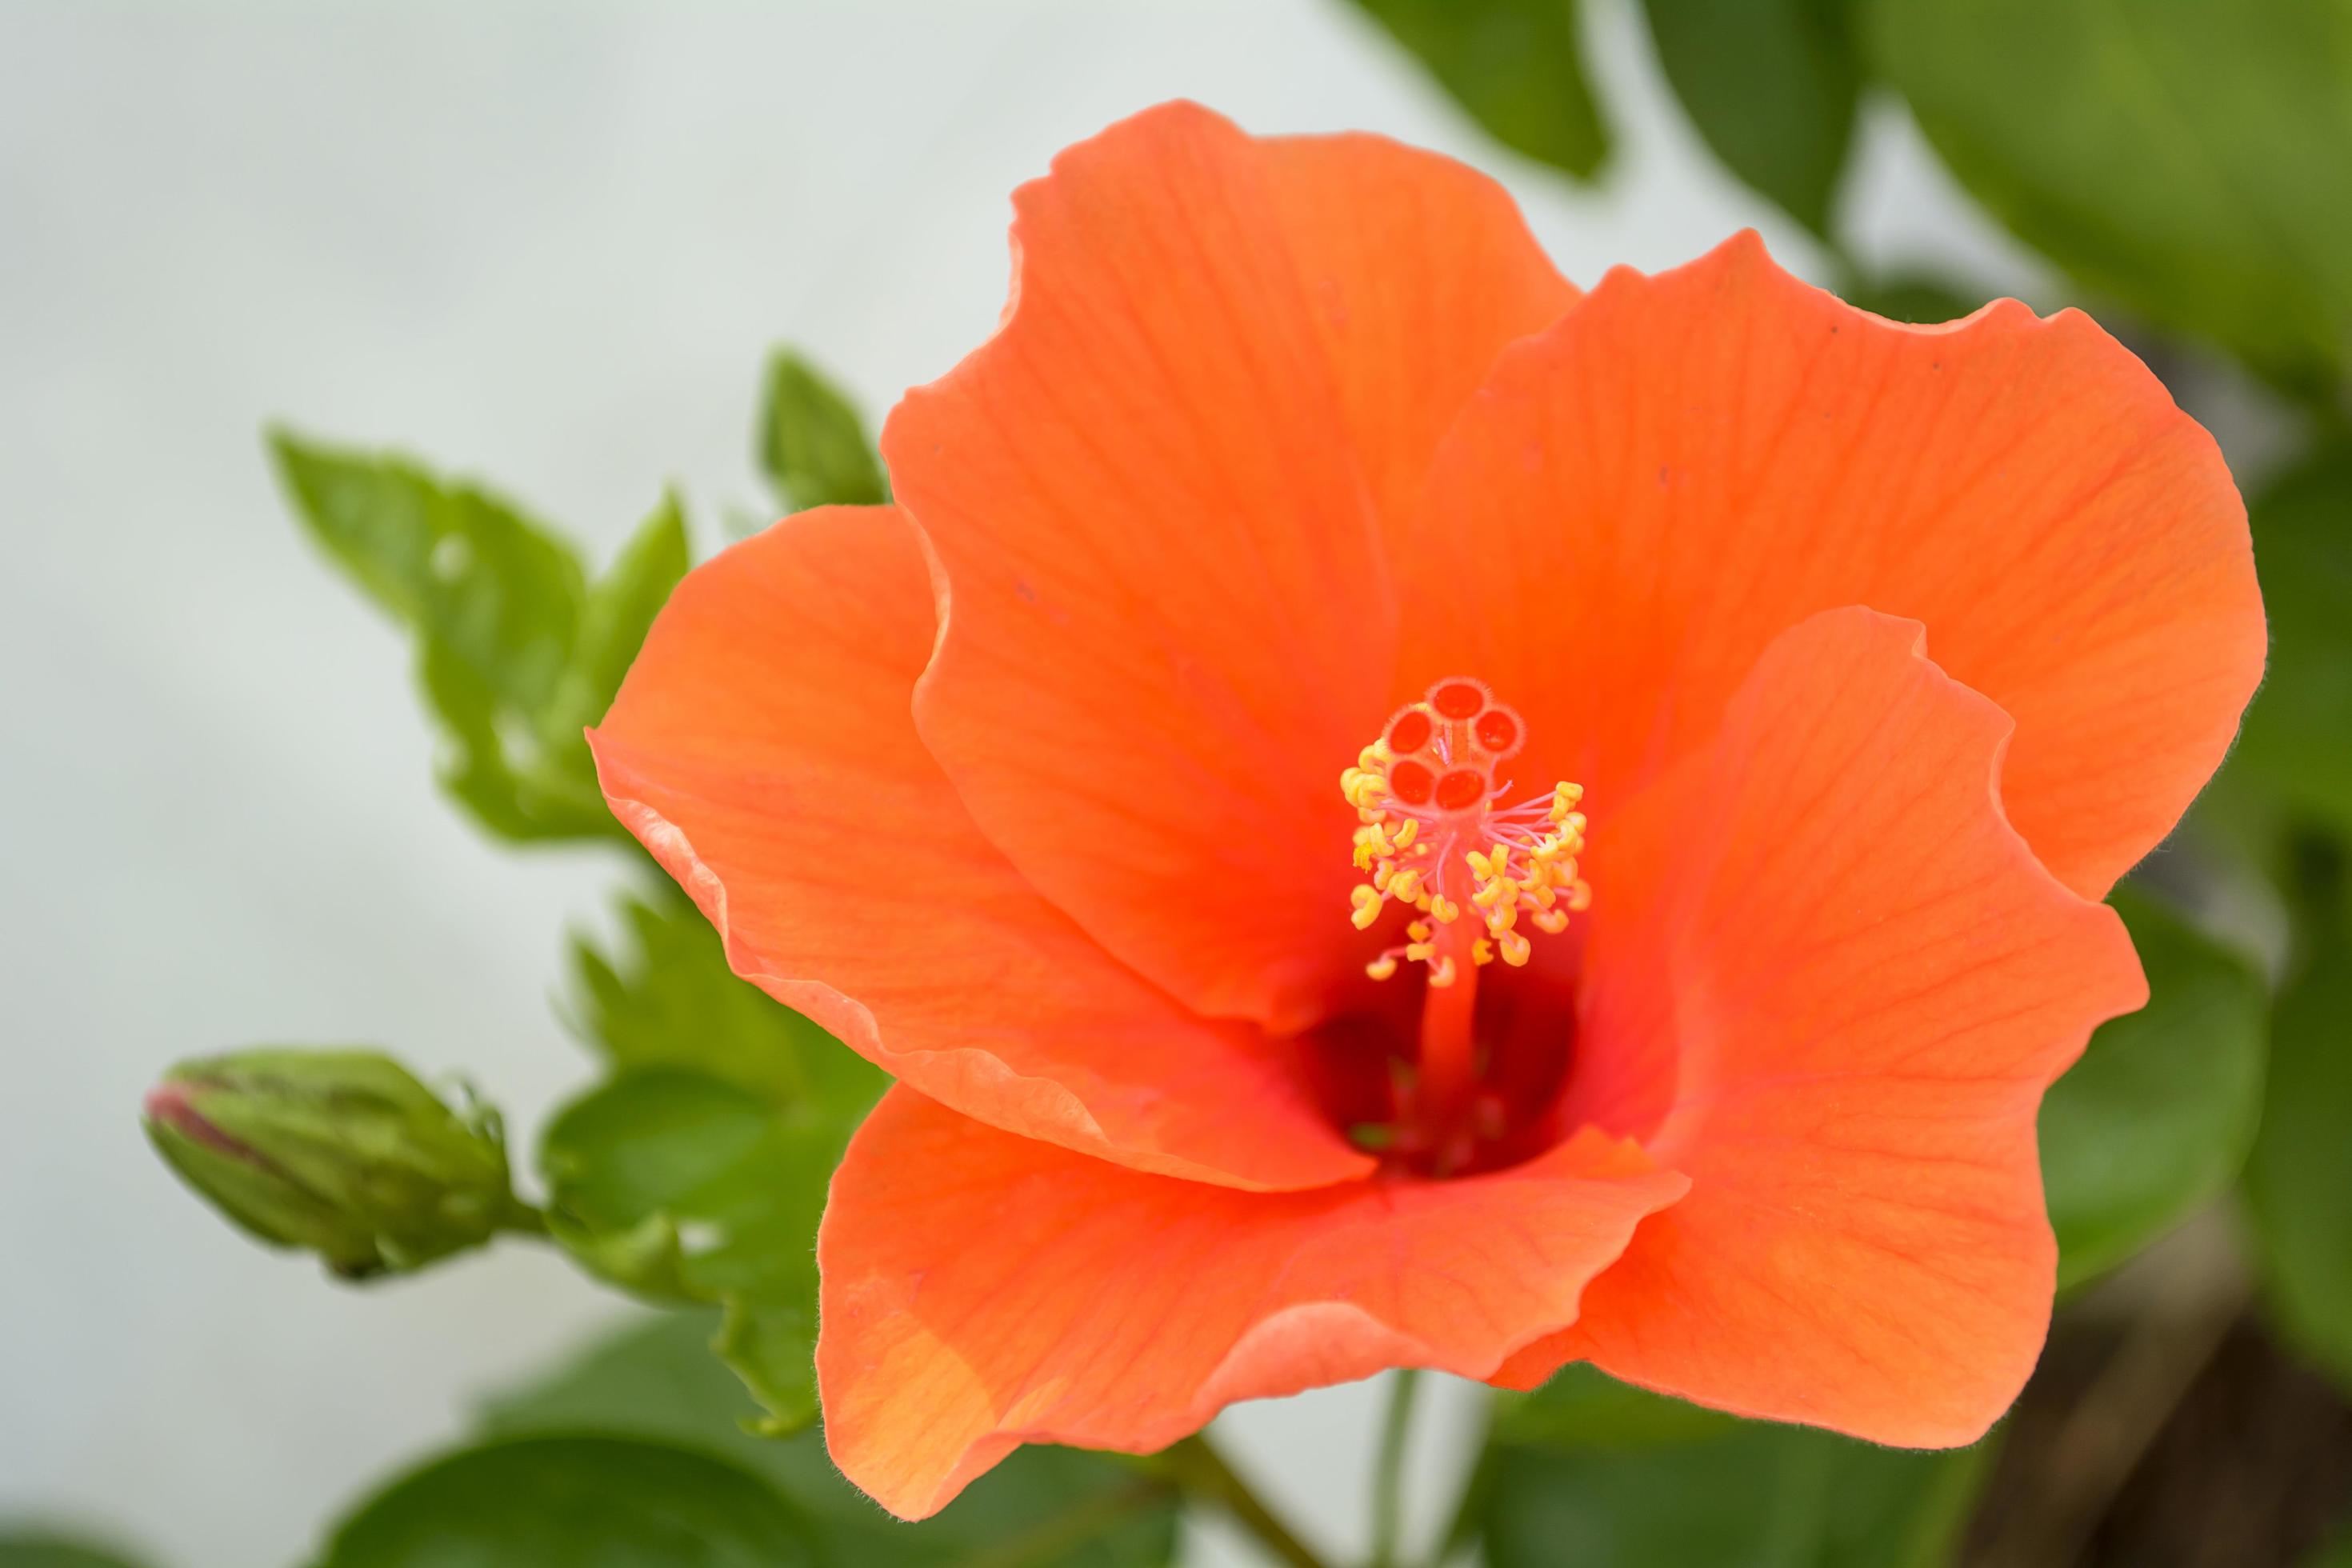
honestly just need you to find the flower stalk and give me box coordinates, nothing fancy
[1152,1433,1334,1568]
[1369,1368,1423,1568]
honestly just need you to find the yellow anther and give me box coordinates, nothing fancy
[1338,702,1590,986]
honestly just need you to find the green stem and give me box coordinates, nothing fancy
[1430,1391,1498,1566]
[1370,1369,1422,1568]
[1154,1432,1334,1568]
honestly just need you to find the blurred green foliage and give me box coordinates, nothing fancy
[1345,0,1609,178]
[1641,0,1857,237]
[0,1539,152,1568]
[2244,840,2352,1395]
[1479,1366,1990,1566]
[1866,0,2352,394]
[478,1309,1182,1566]
[2232,448,2352,842]
[758,350,890,514]
[2309,1521,2352,1568]
[313,1436,820,1568]
[2039,888,2268,1290]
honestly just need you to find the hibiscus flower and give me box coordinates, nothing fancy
[589,102,2264,1519]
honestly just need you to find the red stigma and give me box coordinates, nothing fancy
[1434,768,1489,811]
[1386,709,1434,754]
[1474,708,1521,756]
[1430,680,1487,719]
[1387,758,1437,806]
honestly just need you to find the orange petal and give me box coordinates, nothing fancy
[888,102,1570,1027]
[1498,607,2146,1445]
[590,504,1366,1192]
[1259,129,1578,550]
[819,1086,1689,1519]
[1401,231,2264,899]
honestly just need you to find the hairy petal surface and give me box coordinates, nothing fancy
[1502,607,2146,1445]
[590,505,1365,1192]
[1401,231,2264,898]
[819,1088,1688,1519]
[890,102,1572,1028]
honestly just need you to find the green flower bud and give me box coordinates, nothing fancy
[143,1048,536,1279]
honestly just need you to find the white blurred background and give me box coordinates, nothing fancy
[0,2,2037,1563]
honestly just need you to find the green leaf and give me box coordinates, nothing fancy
[1481,1367,1990,1567]
[2227,445,2352,842]
[0,1535,154,1568]
[1641,0,1858,235]
[314,1435,817,1568]
[1489,1362,1740,1452]
[1344,0,1610,181]
[2304,1520,2352,1568]
[268,431,686,843]
[757,351,888,514]
[540,1065,877,1432]
[2038,886,2269,1289]
[551,880,884,1433]
[482,1310,1181,1566]
[2245,838,2352,1394]
[538,492,690,789]
[567,888,885,1110]
[143,1047,533,1280]
[1864,0,2352,390]
[1838,274,1987,327]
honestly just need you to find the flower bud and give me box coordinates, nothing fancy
[143,1048,531,1278]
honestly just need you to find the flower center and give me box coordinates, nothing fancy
[1338,678,1589,1170]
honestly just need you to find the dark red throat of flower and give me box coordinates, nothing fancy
[1339,678,1590,1176]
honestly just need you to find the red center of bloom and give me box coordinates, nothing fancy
[1339,678,1590,1173]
